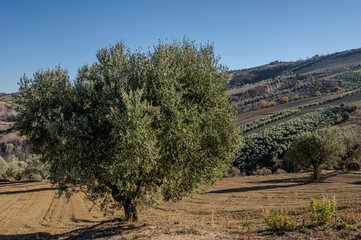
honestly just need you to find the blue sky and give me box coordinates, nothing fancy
[1,0,361,93]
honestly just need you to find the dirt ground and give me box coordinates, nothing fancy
[0,172,361,239]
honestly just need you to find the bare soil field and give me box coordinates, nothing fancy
[295,52,361,74]
[235,91,361,127]
[226,80,268,96]
[0,172,361,239]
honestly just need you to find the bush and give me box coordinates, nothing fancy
[28,173,42,181]
[7,161,27,180]
[0,157,7,179]
[274,168,286,174]
[258,100,276,109]
[25,155,49,180]
[333,86,343,92]
[226,167,241,177]
[264,210,296,231]
[280,96,289,103]
[342,112,350,121]
[345,105,357,113]
[337,220,357,231]
[254,167,272,175]
[310,197,336,224]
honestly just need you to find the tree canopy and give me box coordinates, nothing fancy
[15,39,240,221]
[285,128,344,180]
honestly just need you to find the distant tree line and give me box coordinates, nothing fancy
[240,109,300,133]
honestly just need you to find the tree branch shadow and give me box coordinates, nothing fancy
[208,171,348,194]
[0,219,142,240]
[207,182,305,194]
[0,187,55,195]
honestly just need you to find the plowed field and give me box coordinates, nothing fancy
[0,172,361,239]
[0,181,120,236]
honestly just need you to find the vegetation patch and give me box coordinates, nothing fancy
[240,109,300,133]
[235,106,344,175]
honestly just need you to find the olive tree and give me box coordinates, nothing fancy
[0,157,7,179]
[25,155,50,180]
[338,127,361,170]
[285,128,344,180]
[7,161,27,180]
[16,39,240,221]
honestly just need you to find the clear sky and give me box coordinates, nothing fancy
[1,0,361,93]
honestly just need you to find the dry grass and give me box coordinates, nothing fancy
[0,172,361,239]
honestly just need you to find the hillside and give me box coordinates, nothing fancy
[227,47,361,89]
[226,47,361,177]
[227,47,361,121]
[0,93,16,106]
[0,93,29,164]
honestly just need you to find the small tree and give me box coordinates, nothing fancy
[7,161,27,180]
[25,155,50,180]
[15,39,241,221]
[285,128,344,180]
[337,128,361,170]
[0,157,8,179]
[280,96,289,104]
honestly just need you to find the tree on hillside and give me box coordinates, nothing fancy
[337,128,361,170]
[285,128,344,180]
[15,39,241,221]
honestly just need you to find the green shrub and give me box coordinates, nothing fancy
[7,161,27,180]
[244,221,255,226]
[286,128,344,180]
[264,210,296,231]
[235,106,344,175]
[337,220,357,231]
[310,197,336,224]
[25,155,49,180]
[0,157,8,178]
[342,111,350,121]
[28,173,42,181]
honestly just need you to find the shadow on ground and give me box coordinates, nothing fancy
[208,172,348,194]
[0,232,52,240]
[0,180,40,186]
[0,219,141,240]
[207,183,305,194]
[246,171,346,185]
[0,187,55,195]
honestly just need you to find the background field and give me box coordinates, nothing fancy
[1,172,360,239]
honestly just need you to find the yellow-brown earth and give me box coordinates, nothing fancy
[0,172,361,239]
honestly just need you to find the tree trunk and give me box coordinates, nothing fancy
[124,199,138,222]
[109,184,138,222]
[313,167,320,180]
